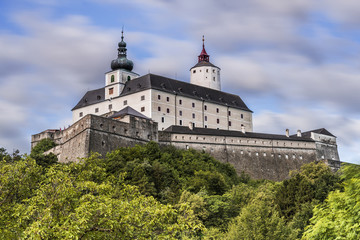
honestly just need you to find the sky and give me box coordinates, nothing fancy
[1,0,360,164]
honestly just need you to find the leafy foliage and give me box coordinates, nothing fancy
[0,143,348,239]
[303,164,360,240]
[30,138,58,167]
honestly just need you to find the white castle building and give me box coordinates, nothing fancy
[72,34,253,132]
[32,32,340,181]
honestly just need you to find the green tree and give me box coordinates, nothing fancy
[0,157,43,238]
[225,183,296,240]
[303,164,360,240]
[11,154,203,239]
[30,138,58,167]
[275,161,341,237]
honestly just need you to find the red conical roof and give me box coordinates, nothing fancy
[198,35,209,62]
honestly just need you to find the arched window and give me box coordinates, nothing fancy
[111,75,115,82]
[127,76,131,81]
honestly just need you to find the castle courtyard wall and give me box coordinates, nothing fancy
[159,132,320,181]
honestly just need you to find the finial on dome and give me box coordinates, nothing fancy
[121,26,124,41]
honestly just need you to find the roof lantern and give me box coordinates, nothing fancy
[198,35,210,63]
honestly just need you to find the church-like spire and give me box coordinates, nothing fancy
[198,35,210,63]
[111,29,134,71]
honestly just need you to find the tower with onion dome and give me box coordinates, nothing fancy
[104,30,139,101]
[190,36,221,91]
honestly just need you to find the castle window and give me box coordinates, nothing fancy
[141,107,145,112]
[161,117,164,123]
[204,105,207,110]
[111,75,115,83]
[213,69,215,73]
[216,108,219,113]
[167,108,170,113]
[193,70,196,73]
[166,97,170,102]
[158,95,161,100]
[108,104,112,110]
[179,99,182,105]
[229,121,232,126]
[79,112,83,117]
[192,113,195,119]
[217,119,220,124]
[192,122,195,128]
[158,106,161,111]
[95,108,99,113]
[109,88,114,95]
[192,103,195,108]
[179,120,182,125]
[141,95,145,101]
[205,116,207,121]
[241,114,244,119]
[228,111,231,116]
[123,100,127,106]
[206,69,208,73]
[127,76,131,81]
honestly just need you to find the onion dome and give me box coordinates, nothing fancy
[111,30,134,71]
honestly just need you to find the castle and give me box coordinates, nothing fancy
[31,33,340,181]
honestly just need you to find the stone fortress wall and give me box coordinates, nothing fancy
[31,114,158,163]
[159,128,340,181]
[32,114,340,181]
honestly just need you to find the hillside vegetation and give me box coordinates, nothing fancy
[0,141,358,239]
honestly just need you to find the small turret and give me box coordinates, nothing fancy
[190,36,221,91]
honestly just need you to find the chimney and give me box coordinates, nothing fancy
[297,130,302,137]
[189,122,193,130]
[241,125,246,134]
[286,129,289,137]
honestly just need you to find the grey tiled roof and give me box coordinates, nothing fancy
[298,128,336,138]
[190,61,220,69]
[121,74,252,112]
[72,73,252,112]
[109,106,150,120]
[162,125,314,142]
[72,87,105,111]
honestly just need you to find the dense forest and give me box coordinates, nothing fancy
[1,140,359,239]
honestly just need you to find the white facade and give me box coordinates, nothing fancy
[73,87,253,132]
[190,65,221,91]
